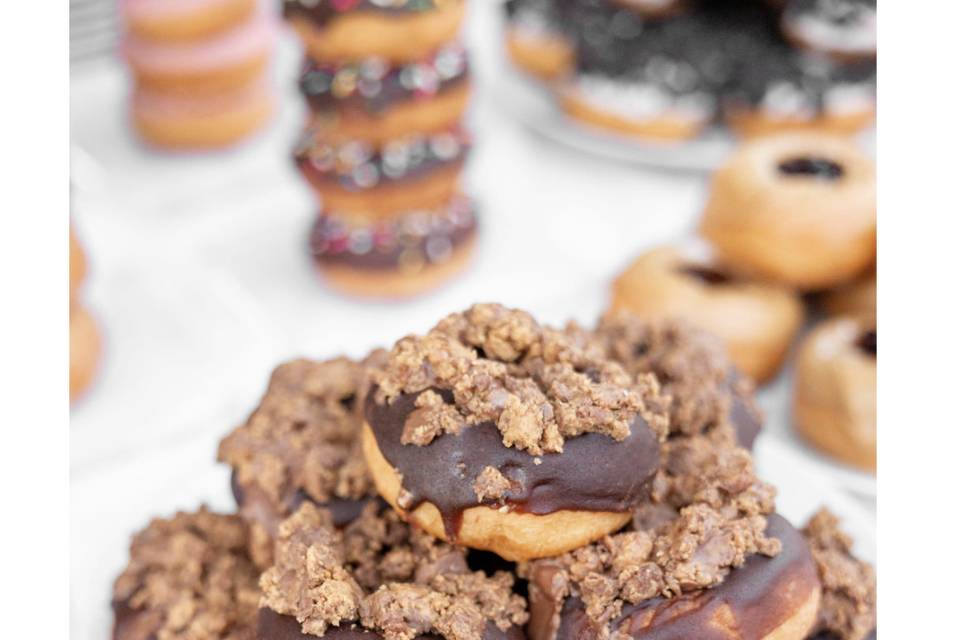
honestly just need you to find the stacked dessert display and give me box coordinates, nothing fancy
[503,0,876,141]
[612,133,877,471]
[111,304,877,640]
[120,0,278,148]
[70,225,100,402]
[283,0,478,297]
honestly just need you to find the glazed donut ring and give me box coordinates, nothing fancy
[120,0,257,42]
[700,134,876,290]
[609,242,804,383]
[792,315,876,471]
[527,514,821,640]
[70,302,101,402]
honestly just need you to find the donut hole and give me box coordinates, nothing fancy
[339,393,356,411]
[856,329,876,357]
[777,156,845,180]
[678,264,735,286]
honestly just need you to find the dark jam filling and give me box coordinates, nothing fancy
[679,264,734,286]
[856,329,876,357]
[778,157,845,180]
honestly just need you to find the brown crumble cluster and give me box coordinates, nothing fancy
[802,509,877,640]
[522,430,780,634]
[112,508,260,640]
[591,314,761,441]
[373,303,669,456]
[218,357,381,563]
[260,502,528,640]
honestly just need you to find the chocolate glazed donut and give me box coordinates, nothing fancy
[257,608,525,640]
[529,514,820,640]
[363,387,661,560]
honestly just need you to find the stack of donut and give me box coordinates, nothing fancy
[611,133,877,470]
[283,0,478,298]
[70,225,100,402]
[120,0,278,148]
[503,0,876,141]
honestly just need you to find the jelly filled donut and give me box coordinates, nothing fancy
[361,304,669,561]
[781,0,877,63]
[700,135,876,291]
[609,242,804,384]
[792,315,876,471]
[257,502,528,639]
[218,356,384,568]
[120,0,258,42]
[592,314,764,450]
[559,8,718,140]
[282,0,466,65]
[299,44,470,145]
[294,126,469,216]
[801,509,877,640]
[503,0,574,82]
[112,508,260,640]
[309,195,478,299]
[70,302,101,402]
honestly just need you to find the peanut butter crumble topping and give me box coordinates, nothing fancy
[112,508,260,640]
[372,303,669,455]
[259,503,528,640]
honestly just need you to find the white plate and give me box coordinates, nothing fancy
[71,423,874,640]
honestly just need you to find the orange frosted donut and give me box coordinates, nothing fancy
[120,0,258,42]
[609,242,804,383]
[701,135,876,290]
[283,0,466,65]
[131,79,275,149]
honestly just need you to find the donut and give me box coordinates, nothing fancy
[70,224,87,299]
[700,135,876,290]
[792,315,876,471]
[70,302,101,402]
[294,127,469,216]
[361,304,669,561]
[131,79,275,148]
[111,508,260,640]
[257,502,528,639]
[609,0,687,19]
[591,315,764,449]
[218,356,385,568]
[801,509,877,640]
[503,0,574,82]
[120,0,258,42]
[283,0,466,65]
[122,7,277,95]
[559,10,718,141]
[819,268,875,319]
[308,195,478,298]
[609,242,804,384]
[525,514,820,640]
[781,0,877,63]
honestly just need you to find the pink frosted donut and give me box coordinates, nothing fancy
[121,0,260,41]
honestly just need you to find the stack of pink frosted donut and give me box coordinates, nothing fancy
[120,0,278,149]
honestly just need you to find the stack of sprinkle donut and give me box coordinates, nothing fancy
[119,0,279,148]
[284,0,478,298]
[111,303,877,640]
[70,224,101,402]
[503,0,876,140]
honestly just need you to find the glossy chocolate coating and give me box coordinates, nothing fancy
[546,514,817,640]
[257,607,525,640]
[283,0,442,28]
[365,387,661,539]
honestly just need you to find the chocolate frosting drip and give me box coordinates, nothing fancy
[283,0,442,28]
[551,514,816,640]
[365,387,661,539]
[309,197,477,272]
[299,47,468,116]
[257,608,524,640]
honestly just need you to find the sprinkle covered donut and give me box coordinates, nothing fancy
[609,242,804,383]
[283,0,466,65]
[361,304,669,561]
[700,134,876,290]
[792,315,876,471]
[780,0,877,63]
